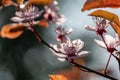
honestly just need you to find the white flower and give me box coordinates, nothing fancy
[55,26,73,43]
[85,18,109,35]
[94,34,120,53]
[11,6,44,22]
[50,39,89,61]
[44,0,66,25]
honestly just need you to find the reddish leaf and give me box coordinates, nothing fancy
[82,0,120,11]
[110,22,120,36]
[37,19,49,28]
[89,10,120,36]
[89,10,120,27]
[49,75,68,80]
[27,0,53,6]
[2,0,12,6]
[17,0,24,6]
[0,24,26,39]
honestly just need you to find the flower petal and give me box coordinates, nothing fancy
[104,35,115,47]
[57,58,66,62]
[55,26,63,34]
[77,51,89,57]
[84,25,96,31]
[11,17,23,22]
[72,39,84,52]
[15,11,23,17]
[50,44,67,58]
[115,34,120,42]
[65,28,73,35]
[54,15,66,25]
[94,39,106,48]
[114,34,120,47]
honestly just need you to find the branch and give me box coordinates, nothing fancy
[30,25,118,80]
[30,24,62,53]
[70,60,117,80]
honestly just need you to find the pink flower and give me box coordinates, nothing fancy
[85,18,109,35]
[44,0,66,25]
[11,6,44,23]
[50,39,89,61]
[94,34,120,53]
[55,26,73,43]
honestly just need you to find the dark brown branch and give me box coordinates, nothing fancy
[29,24,118,80]
[29,24,61,53]
[71,60,117,80]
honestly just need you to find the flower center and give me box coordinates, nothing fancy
[107,48,116,53]
[58,35,64,39]
[96,28,106,35]
[48,14,53,21]
[66,46,76,57]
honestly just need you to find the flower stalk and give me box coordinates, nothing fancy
[100,34,120,74]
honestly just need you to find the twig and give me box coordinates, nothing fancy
[29,23,61,53]
[71,60,117,80]
[29,24,117,80]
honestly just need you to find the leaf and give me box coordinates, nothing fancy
[82,0,120,11]
[17,0,24,5]
[37,19,49,28]
[2,0,12,6]
[28,0,53,6]
[0,24,26,39]
[89,10,120,27]
[49,75,68,80]
[109,22,120,36]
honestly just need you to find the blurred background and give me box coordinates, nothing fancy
[0,0,120,80]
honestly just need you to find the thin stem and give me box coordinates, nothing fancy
[71,60,117,80]
[100,34,118,59]
[29,23,62,53]
[104,53,112,74]
[100,34,120,74]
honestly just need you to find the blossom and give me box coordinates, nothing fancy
[85,18,109,35]
[1,5,48,39]
[55,26,73,43]
[44,0,66,25]
[11,6,44,23]
[50,39,89,61]
[94,34,120,53]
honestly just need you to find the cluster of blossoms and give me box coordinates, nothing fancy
[50,25,89,62]
[85,17,120,73]
[85,17,120,54]
[44,1,66,25]
[0,0,89,62]
[0,0,119,80]
[0,0,66,39]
